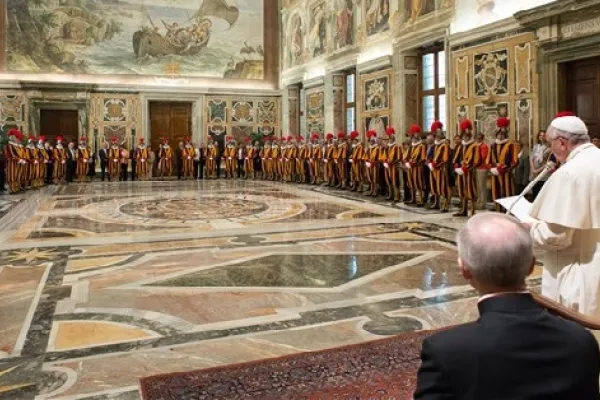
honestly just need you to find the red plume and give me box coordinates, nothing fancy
[366,130,377,139]
[430,121,443,132]
[311,133,320,140]
[350,131,359,139]
[326,133,334,140]
[496,117,510,128]
[337,132,346,139]
[459,119,473,132]
[409,125,422,135]
[385,127,396,136]
[56,135,64,142]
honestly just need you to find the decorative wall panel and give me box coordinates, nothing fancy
[359,68,393,137]
[204,96,280,145]
[514,43,532,94]
[0,92,27,133]
[450,33,538,148]
[455,56,469,100]
[305,86,325,135]
[474,49,509,97]
[90,94,141,149]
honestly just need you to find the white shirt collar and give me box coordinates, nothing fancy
[478,290,529,304]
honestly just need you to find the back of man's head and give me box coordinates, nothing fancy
[457,214,534,290]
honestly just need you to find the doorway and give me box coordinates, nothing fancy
[149,102,193,151]
[40,109,78,144]
[564,57,600,139]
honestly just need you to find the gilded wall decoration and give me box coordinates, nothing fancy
[474,49,509,97]
[365,0,390,36]
[475,102,508,142]
[309,2,328,58]
[305,87,325,134]
[232,101,255,124]
[257,100,277,125]
[104,99,128,123]
[360,69,393,138]
[7,0,266,80]
[0,94,27,132]
[334,0,354,50]
[89,94,141,149]
[363,75,390,112]
[514,43,532,94]
[205,96,280,144]
[450,33,538,146]
[208,99,227,124]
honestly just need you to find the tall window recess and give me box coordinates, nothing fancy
[419,48,446,132]
[344,70,356,133]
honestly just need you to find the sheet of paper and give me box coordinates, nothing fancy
[495,196,533,222]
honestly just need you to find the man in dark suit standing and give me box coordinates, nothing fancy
[99,142,108,181]
[414,213,600,400]
[66,142,77,183]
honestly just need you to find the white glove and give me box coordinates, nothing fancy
[83,159,88,163]
[349,159,353,164]
[141,159,146,162]
[404,162,411,169]
[365,162,372,168]
[490,167,499,176]
[427,163,434,171]
[34,160,39,164]
[384,162,389,169]
[187,156,191,160]
[114,159,118,162]
[454,168,464,176]
[19,159,26,164]
[61,160,66,164]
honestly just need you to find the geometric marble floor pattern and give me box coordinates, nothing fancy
[0,180,542,399]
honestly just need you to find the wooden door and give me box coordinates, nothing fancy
[40,109,78,144]
[149,102,192,152]
[565,57,600,139]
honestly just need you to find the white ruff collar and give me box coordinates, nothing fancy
[56,144,63,149]
[495,138,509,145]
[411,141,422,147]
[462,139,474,146]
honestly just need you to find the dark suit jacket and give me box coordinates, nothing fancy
[414,293,600,400]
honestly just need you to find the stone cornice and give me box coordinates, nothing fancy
[449,17,524,49]
[514,0,600,28]
[303,76,325,89]
[357,55,392,74]
[0,80,281,97]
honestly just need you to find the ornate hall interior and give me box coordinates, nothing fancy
[0,0,599,398]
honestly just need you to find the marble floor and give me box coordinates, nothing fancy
[0,180,541,399]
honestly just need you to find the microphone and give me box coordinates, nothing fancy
[506,161,556,215]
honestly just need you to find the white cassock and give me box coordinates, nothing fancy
[529,143,600,317]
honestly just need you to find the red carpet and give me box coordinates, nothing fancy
[140,329,440,400]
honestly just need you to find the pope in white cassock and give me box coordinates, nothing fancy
[528,114,600,318]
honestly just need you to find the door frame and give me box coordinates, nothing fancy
[141,93,201,144]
